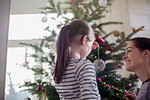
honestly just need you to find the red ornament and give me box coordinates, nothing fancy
[23,62,29,67]
[36,85,42,91]
[104,44,112,51]
[106,84,110,87]
[97,77,102,83]
[110,86,114,89]
[92,41,99,50]
[131,27,136,32]
[97,36,105,43]
[81,2,84,5]
[121,63,124,66]
[123,91,126,94]
[94,29,99,33]
[108,47,112,51]
[131,27,145,32]
[114,88,118,90]
[69,0,76,3]
[104,44,108,50]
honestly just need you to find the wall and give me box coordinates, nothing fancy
[0,0,10,99]
[10,0,47,14]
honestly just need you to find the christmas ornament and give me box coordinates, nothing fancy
[23,61,29,67]
[92,41,99,50]
[37,85,42,91]
[113,30,120,37]
[69,0,76,3]
[42,69,46,74]
[131,27,145,32]
[35,75,42,81]
[48,0,51,3]
[87,15,90,18]
[24,97,31,100]
[97,36,105,43]
[41,15,48,23]
[104,44,112,53]
[93,46,106,72]
[105,50,111,54]
[98,0,107,6]
[23,45,29,67]
[120,62,124,66]
[94,29,99,33]
[97,77,126,94]
[131,27,136,32]
[81,2,84,5]
[94,59,106,72]
[114,88,118,90]
[106,84,110,87]
[116,78,121,81]
[125,83,132,90]
[24,79,31,85]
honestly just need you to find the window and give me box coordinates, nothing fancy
[5,13,73,100]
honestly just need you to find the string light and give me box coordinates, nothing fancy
[97,77,126,94]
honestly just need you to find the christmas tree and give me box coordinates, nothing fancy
[19,30,60,100]
[19,0,144,100]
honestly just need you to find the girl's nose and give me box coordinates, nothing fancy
[91,41,99,50]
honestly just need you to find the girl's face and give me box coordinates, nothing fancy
[80,28,99,58]
[123,41,144,72]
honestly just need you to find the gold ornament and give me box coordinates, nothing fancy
[95,56,97,58]
[113,30,120,37]
[87,15,90,18]
[48,0,51,3]
[43,69,46,74]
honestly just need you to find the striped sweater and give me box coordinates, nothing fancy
[55,58,101,100]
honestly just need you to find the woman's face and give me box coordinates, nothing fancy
[123,41,144,72]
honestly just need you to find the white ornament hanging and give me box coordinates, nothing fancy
[41,15,48,23]
[98,0,107,6]
[94,59,106,72]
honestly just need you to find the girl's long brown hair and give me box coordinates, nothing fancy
[53,20,90,84]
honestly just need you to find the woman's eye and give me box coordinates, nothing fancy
[127,49,132,53]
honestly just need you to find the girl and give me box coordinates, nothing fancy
[53,20,101,100]
[123,37,150,100]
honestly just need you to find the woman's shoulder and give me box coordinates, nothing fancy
[136,79,150,100]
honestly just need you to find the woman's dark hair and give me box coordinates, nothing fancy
[131,37,150,51]
[53,20,91,84]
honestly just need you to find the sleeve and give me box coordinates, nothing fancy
[75,59,101,100]
[146,81,150,99]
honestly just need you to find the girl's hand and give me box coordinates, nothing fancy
[124,91,136,100]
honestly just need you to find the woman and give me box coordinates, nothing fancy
[123,37,150,100]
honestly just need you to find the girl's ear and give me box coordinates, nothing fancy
[81,35,88,45]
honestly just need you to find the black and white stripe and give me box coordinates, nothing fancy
[55,58,101,100]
